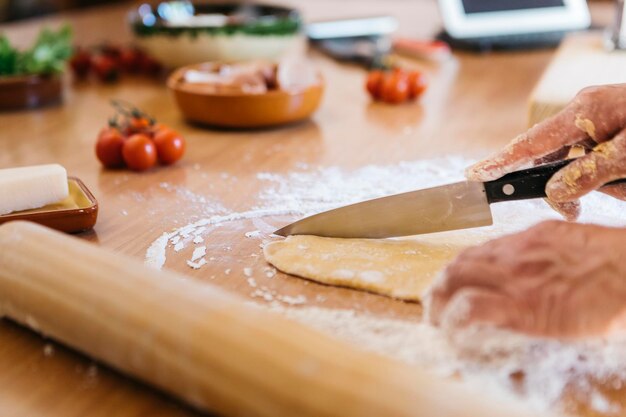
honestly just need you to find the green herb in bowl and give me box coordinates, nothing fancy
[0,25,72,110]
[0,25,72,77]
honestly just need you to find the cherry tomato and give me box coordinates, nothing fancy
[153,128,186,165]
[95,127,125,168]
[91,55,119,83]
[138,54,162,76]
[118,47,141,73]
[100,43,122,59]
[381,72,409,104]
[69,47,92,79]
[408,71,427,99]
[366,70,385,100]
[122,134,157,171]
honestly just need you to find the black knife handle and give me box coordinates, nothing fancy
[484,159,626,203]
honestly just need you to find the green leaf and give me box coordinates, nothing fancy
[0,36,19,76]
[6,24,73,76]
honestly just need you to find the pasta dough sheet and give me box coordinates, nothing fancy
[263,235,463,302]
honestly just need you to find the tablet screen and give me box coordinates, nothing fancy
[461,0,565,14]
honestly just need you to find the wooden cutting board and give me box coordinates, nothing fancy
[529,32,626,126]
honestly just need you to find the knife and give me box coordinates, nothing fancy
[274,159,626,238]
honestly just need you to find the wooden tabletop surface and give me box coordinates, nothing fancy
[0,1,619,416]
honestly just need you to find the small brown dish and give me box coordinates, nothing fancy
[0,73,62,111]
[167,64,324,128]
[0,177,98,234]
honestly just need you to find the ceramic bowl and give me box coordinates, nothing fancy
[0,74,62,111]
[129,2,302,68]
[0,177,98,233]
[167,63,324,128]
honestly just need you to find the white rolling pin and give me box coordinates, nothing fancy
[0,221,554,417]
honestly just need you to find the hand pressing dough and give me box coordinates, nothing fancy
[263,235,463,302]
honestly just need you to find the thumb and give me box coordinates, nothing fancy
[546,128,626,202]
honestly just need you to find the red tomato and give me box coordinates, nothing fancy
[95,127,125,168]
[122,134,157,171]
[408,71,427,99]
[69,47,92,79]
[381,72,409,104]
[118,48,141,73]
[138,54,162,76]
[366,70,385,100]
[153,128,186,165]
[91,55,120,83]
[100,43,122,59]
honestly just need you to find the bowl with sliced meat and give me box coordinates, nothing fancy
[167,59,324,128]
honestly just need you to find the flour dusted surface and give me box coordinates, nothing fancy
[275,305,626,415]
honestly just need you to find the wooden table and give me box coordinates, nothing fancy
[0,1,618,416]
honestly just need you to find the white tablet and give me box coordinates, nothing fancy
[438,0,591,39]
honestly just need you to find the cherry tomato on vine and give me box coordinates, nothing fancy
[138,54,162,76]
[91,55,119,83]
[153,128,186,165]
[366,68,428,104]
[118,47,141,73]
[95,127,125,168]
[122,134,157,171]
[69,47,92,79]
[124,116,153,135]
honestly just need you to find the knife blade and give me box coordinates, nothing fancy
[274,159,626,238]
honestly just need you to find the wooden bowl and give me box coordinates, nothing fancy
[0,74,62,111]
[167,65,324,128]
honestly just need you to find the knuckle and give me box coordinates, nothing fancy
[576,85,603,102]
[571,86,606,114]
[527,220,563,236]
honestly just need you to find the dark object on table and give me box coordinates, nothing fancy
[436,30,567,52]
[311,37,392,68]
[0,177,98,234]
[1,0,126,22]
[0,73,62,110]
[306,16,398,68]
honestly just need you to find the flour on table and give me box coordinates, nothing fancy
[190,246,206,262]
[273,305,626,415]
[186,258,207,269]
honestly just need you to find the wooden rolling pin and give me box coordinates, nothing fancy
[0,221,553,417]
